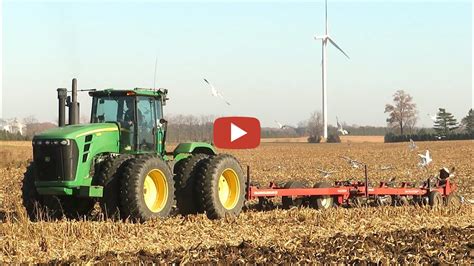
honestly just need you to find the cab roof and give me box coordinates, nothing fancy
[89,88,168,98]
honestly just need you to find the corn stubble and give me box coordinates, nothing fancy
[0,141,473,263]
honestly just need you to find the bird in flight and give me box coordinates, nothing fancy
[275,120,295,130]
[340,156,363,169]
[336,117,349,135]
[427,113,437,122]
[316,168,338,178]
[380,165,394,171]
[203,78,230,106]
[418,150,432,168]
[408,139,417,151]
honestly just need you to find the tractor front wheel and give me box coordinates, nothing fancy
[196,154,245,219]
[94,155,132,219]
[22,163,64,220]
[120,156,175,222]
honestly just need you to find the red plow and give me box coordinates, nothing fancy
[245,166,461,210]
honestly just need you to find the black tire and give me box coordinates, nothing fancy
[94,155,132,219]
[21,163,62,221]
[428,191,443,209]
[413,195,428,206]
[173,154,209,215]
[374,195,393,207]
[195,154,246,219]
[59,196,95,220]
[392,195,410,206]
[444,194,462,208]
[310,182,334,210]
[120,156,175,222]
[282,180,307,209]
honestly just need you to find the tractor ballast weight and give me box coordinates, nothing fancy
[22,78,245,222]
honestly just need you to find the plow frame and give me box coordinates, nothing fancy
[245,166,457,204]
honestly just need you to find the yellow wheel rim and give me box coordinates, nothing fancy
[143,169,168,213]
[218,168,240,210]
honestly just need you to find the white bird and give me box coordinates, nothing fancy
[418,150,432,168]
[427,113,437,122]
[275,120,294,130]
[408,139,417,151]
[203,78,230,105]
[380,165,394,171]
[336,116,348,135]
[314,0,350,139]
[340,156,363,169]
[316,168,338,178]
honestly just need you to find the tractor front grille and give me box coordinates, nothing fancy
[32,139,79,181]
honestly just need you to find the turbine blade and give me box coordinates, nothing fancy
[328,37,350,59]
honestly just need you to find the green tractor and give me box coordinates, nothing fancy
[22,79,246,221]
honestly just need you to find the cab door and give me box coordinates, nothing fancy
[136,96,157,152]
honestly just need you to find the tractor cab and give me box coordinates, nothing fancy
[89,89,168,154]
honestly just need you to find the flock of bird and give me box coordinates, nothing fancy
[314,139,433,178]
[203,78,350,135]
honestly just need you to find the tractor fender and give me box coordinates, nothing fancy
[173,142,216,163]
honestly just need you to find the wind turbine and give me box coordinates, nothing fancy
[314,0,350,139]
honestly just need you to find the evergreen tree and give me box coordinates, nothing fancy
[433,108,458,136]
[461,108,474,134]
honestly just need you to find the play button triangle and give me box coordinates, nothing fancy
[230,123,247,142]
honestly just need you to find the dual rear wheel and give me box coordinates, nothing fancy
[174,153,246,219]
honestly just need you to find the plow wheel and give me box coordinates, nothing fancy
[310,182,334,210]
[428,191,443,209]
[120,157,175,222]
[196,154,245,219]
[375,195,393,207]
[444,194,462,208]
[282,180,307,209]
[392,195,410,206]
[174,153,209,215]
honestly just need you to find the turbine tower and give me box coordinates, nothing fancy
[314,0,349,139]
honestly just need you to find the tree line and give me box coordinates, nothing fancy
[384,90,474,142]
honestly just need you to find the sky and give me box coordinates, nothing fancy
[1,0,473,128]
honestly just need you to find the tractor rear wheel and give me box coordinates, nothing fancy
[195,154,246,219]
[94,155,132,219]
[174,154,209,215]
[120,156,175,222]
[310,182,334,210]
[282,180,307,209]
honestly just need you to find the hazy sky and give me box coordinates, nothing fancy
[1,0,472,128]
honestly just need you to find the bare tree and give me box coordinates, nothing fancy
[307,111,323,143]
[23,115,38,125]
[384,90,418,135]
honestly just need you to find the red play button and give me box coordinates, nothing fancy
[213,117,260,149]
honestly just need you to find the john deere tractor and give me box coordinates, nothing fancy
[22,79,246,221]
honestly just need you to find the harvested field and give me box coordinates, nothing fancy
[0,140,473,263]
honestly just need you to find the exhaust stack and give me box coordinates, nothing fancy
[57,88,67,127]
[68,78,80,125]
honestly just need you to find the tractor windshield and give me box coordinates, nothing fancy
[91,96,137,151]
[91,95,160,152]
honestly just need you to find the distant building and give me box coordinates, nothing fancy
[0,118,26,135]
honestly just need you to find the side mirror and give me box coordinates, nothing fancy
[159,118,168,125]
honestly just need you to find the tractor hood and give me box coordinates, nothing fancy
[34,123,119,140]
